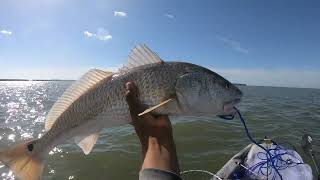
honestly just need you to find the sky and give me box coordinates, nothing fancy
[0,0,319,88]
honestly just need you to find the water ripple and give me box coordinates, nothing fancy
[0,82,319,179]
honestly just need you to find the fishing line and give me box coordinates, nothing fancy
[219,107,285,180]
[180,169,222,180]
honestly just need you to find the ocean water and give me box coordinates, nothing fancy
[0,81,319,180]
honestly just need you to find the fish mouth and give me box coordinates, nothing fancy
[222,98,241,115]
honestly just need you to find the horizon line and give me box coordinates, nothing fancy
[1,79,319,90]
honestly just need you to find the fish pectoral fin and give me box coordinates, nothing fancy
[75,133,100,155]
[138,98,173,116]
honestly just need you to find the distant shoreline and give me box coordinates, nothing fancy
[233,83,247,86]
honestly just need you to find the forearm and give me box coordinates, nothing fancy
[141,133,180,174]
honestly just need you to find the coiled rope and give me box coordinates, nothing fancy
[219,107,304,180]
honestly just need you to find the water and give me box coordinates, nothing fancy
[0,81,319,179]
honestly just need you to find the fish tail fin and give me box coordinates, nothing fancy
[0,140,44,180]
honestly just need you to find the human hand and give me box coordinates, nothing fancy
[125,82,180,173]
[125,82,173,148]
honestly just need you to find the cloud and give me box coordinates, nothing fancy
[95,28,112,41]
[97,34,112,41]
[216,36,249,54]
[164,13,175,19]
[83,28,112,41]
[114,11,127,17]
[83,31,94,37]
[212,68,320,89]
[0,29,12,36]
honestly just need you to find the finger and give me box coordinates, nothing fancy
[125,82,157,126]
[139,113,154,121]
[125,82,139,113]
[125,82,143,125]
[125,82,137,99]
[125,81,137,94]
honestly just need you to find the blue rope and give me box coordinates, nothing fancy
[219,107,284,180]
[219,107,307,180]
[247,145,303,180]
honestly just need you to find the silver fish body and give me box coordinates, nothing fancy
[0,45,242,180]
[38,62,242,153]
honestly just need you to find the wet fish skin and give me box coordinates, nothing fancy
[36,61,241,156]
[0,46,242,180]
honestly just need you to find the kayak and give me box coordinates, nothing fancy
[181,138,316,180]
[214,138,313,180]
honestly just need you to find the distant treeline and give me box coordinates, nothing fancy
[234,83,246,86]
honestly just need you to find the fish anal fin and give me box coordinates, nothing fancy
[138,98,173,116]
[75,133,100,155]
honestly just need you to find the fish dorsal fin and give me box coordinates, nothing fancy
[45,69,113,131]
[121,44,163,71]
[75,133,99,155]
